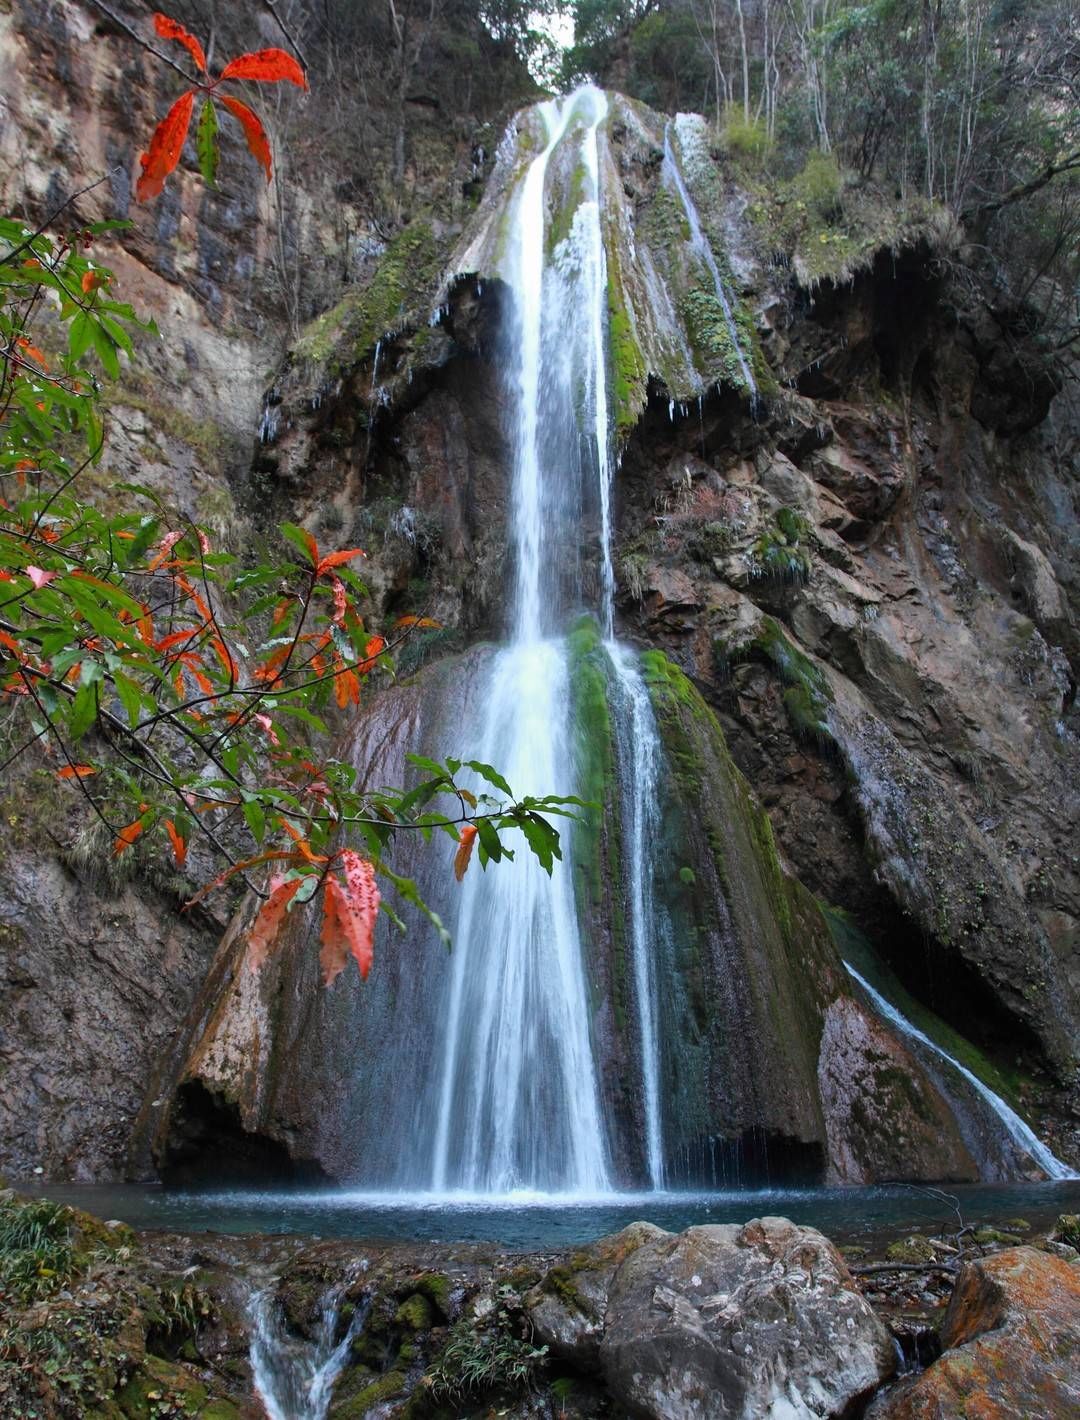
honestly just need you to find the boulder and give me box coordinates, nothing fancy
[530,1218,896,1420]
[868,1246,1080,1419]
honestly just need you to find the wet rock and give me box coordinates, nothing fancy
[817,995,978,1183]
[868,1246,1080,1418]
[599,1218,895,1420]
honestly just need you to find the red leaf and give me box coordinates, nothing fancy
[26,566,57,590]
[249,874,305,971]
[394,614,442,630]
[315,547,365,576]
[56,764,97,780]
[113,818,145,856]
[329,575,347,626]
[359,635,386,675]
[148,529,185,571]
[136,90,195,202]
[16,337,48,368]
[454,824,478,882]
[153,12,207,72]
[219,96,272,182]
[164,818,187,866]
[334,665,360,708]
[319,877,350,986]
[319,852,379,986]
[219,48,308,89]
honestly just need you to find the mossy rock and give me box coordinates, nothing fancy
[885,1235,938,1264]
[409,1272,453,1320]
[395,1292,434,1331]
[331,1367,407,1418]
[972,1228,1023,1248]
[118,1355,209,1418]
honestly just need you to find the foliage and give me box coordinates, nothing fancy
[425,1289,548,1403]
[0,1198,75,1304]
[0,13,586,988]
[138,13,308,200]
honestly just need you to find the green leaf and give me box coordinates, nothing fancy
[464,760,513,798]
[196,98,219,186]
[279,522,317,566]
[67,681,98,741]
[242,796,266,843]
[476,816,504,864]
[518,813,561,875]
[90,323,120,379]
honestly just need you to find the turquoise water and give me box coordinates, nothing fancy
[24,1181,1080,1250]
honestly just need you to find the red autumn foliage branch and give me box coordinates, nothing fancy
[136,13,308,201]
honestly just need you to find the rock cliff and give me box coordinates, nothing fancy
[1,1,1077,1182]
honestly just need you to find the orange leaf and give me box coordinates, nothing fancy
[16,337,48,368]
[393,614,442,630]
[454,824,478,882]
[219,95,272,182]
[319,877,349,986]
[153,12,207,72]
[319,851,379,986]
[315,547,365,576]
[56,764,97,780]
[334,666,360,708]
[80,269,108,295]
[359,635,385,675]
[136,89,195,202]
[329,575,347,626]
[164,818,187,867]
[220,47,308,88]
[279,817,328,864]
[249,874,305,971]
[113,818,145,856]
[148,530,185,571]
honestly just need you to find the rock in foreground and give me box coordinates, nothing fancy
[529,1217,896,1420]
[868,1246,1080,1419]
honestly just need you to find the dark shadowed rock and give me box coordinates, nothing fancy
[867,1246,1080,1419]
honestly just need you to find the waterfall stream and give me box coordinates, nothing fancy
[844,964,1077,1181]
[424,86,669,1193]
[249,1285,363,1420]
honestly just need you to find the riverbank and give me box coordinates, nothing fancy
[2,1187,1078,1418]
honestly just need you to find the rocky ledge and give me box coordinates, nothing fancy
[1,1191,1078,1419]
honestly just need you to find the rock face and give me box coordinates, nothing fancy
[528,1218,896,1420]
[868,1246,1080,1419]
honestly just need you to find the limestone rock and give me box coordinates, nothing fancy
[599,1218,895,1420]
[868,1246,1080,1419]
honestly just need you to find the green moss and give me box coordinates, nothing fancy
[294,220,445,367]
[606,265,647,440]
[752,617,832,744]
[566,616,627,1032]
[410,1271,452,1320]
[885,1235,937,1264]
[547,160,589,254]
[395,1293,434,1331]
[333,1368,406,1418]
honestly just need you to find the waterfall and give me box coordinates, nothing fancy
[249,1285,363,1420]
[662,120,757,399]
[429,91,613,1195]
[844,963,1078,1181]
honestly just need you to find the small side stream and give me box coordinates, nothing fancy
[249,1283,365,1420]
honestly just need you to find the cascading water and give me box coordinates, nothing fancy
[845,964,1077,1181]
[430,91,614,1195]
[427,86,670,1193]
[249,1284,364,1420]
[662,119,757,399]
